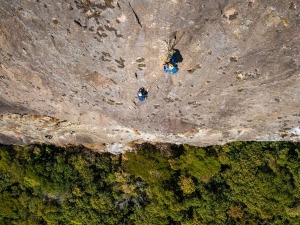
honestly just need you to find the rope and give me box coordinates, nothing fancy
[133,32,185,104]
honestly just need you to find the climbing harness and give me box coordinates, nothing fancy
[137,87,148,102]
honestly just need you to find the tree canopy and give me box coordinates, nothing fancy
[0,142,299,224]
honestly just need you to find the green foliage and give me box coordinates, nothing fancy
[124,148,174,184]
[0,145,123,224]
[0,142,300,224]
[223,142,298,221]
[173,145,221,183]
[178,176,196,194]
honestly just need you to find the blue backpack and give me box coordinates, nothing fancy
[164,64,179,74]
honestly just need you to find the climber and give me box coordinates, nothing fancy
[137,87,148,102]
[163,49,179,74]
[164,62,178,74]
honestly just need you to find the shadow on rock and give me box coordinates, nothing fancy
[173,49,183,63]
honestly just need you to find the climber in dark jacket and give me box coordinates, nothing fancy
[137,87,148,102]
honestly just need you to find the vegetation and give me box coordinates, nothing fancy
[0,142,299,224]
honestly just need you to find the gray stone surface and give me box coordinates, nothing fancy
[0,0,299,150]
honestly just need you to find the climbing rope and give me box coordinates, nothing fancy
[133,33,185,104]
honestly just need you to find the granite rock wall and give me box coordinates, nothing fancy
[0,0,299,152]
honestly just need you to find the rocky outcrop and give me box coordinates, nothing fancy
[0,0,299,152]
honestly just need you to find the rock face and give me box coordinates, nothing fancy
[0,0,300,152]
